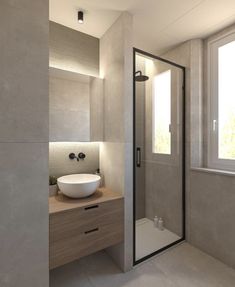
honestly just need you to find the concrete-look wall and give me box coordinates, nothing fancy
[49,73,90,142]
[49,67,103,142]
[100,12,133,271]
[188,25,235,269]
[49,142,99,178]
[144,59,184,236]
[135,53,183,235]
[135,56,146,220]
[0,1,49,287]
[163,32,235,269]
[49,21,99,77]
[90,77,104,141]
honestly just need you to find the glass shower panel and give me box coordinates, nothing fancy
[134,50,185,264]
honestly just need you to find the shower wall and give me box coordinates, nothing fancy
[100,12,133,271]
[144,61,183,237]
[162,30,235,269]
[135,56,146,219]
[135,56,183,237]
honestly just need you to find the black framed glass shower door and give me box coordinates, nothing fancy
[133,48,186,265]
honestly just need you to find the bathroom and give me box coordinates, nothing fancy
[1,1,235,286]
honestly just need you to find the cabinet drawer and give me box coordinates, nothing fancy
[49,198,124,269]
[50,218,123,269]
[50,198,123,243]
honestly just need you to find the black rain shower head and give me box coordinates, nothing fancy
[135,70,149,82]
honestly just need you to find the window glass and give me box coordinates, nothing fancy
[218,40,235,160]
[153,70,171,154]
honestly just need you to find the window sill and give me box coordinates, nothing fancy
[191,167,235,177]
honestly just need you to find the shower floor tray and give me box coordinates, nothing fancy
[136,218,180,260]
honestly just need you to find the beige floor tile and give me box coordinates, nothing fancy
[50,243,235,287]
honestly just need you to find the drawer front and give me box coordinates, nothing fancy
[49,198,124,269]
[50,198,123,243]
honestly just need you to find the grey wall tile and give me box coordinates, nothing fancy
[189,171,235,268]
[0,143,49,287]
[163,35,235,269]
[145,162,183,236]
[0,0,48,143]
[50,76,89,111]
[138,55,184,236]
[100,142,125,194]
[49,142,99,178]
[100,12,133,271]
[90,77,104,141]
[50,110,90,142]
[0,1,49,286]
[49,76,90,142]
[135,57,146,219]
[49,21,99,77]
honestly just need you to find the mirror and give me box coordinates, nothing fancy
[49,67,103,142]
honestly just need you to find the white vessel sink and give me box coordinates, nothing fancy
[57,174,101,198]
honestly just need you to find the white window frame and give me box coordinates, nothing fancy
[207,30,235,171]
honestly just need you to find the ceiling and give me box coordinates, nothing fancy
[49,0,235,54]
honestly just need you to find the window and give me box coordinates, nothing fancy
[208,32,235,171]
[152,70,171,154]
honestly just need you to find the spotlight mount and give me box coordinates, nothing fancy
[78,11,84,24]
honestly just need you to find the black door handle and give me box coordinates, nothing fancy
[136,147,141,167]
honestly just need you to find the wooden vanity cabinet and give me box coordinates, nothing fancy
[49,189,124,269]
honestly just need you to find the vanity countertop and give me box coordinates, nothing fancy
[49,188,123,215]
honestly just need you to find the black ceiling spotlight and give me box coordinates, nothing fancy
[78,11,84,24]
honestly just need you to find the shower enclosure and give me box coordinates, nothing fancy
[133,48,185,264]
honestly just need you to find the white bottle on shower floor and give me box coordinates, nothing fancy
[158,218,164,231]
[153,216,159,228]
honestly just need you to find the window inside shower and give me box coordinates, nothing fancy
[133,49,185,264]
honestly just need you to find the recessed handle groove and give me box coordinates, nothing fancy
[84,228,99,234]
[84,205,99,210]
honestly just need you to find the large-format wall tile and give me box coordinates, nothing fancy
[145,162,183,236]
[189,171,235,268]
[135,56,146,219]
[100,13,133,144]
[90,77,104,141]
[49,75,90,142]
[0,1,49,286]
[100,12,133,271]
[100,142,125,194]
[163,35,235,269]
[49,21,99,77]
[49,142,99,178]
[0,143,49,287]
[0,0,48,143]
[102,64,125,142]
[50,110,89,142]
[141,54,184,237]
[50,76,89,111]
[135,163,146,219]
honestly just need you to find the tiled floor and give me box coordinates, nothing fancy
[136,218,180,260]
[50,243,235,287]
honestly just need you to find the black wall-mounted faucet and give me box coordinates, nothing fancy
[69,152,86,161]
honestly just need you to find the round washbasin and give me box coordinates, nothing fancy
[57,174,101,198]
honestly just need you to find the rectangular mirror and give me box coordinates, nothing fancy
[49,67,103,142]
